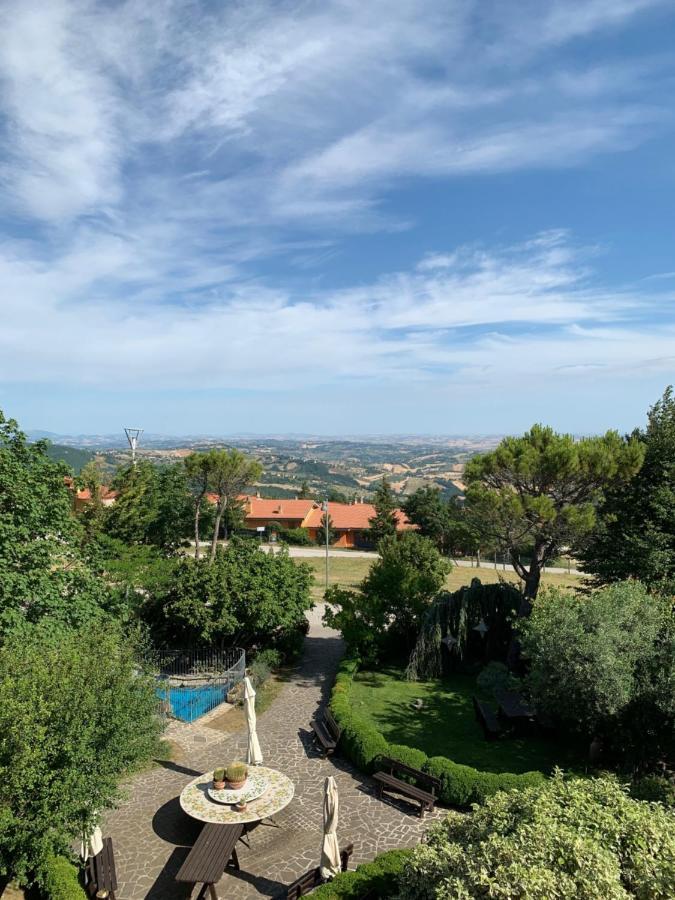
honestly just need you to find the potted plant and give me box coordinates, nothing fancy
[213,767,226,790]
[225,762,248,790]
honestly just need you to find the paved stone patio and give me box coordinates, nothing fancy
[105,606,438,899]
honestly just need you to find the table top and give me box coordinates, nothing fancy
[497,690,535,720]
[179,766,295,825]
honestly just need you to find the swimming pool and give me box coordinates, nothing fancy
[156,681,230,723]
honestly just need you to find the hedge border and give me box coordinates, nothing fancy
[311,848,413,899]
[330,655,546,809]
[41,855,87,900]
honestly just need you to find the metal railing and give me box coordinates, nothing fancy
[146,647,246,723]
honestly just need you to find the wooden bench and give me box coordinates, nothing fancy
[310,708,342,756]
[85,837,118,899]
[373,757,440,818]
[175,822,243,899]
[277,844,354,899]
[473,696,501,741]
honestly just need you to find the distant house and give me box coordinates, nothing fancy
[64,477,118,511]
[237,494,413,548]
[302,500,414,548]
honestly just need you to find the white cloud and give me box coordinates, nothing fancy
[0,230,672,392]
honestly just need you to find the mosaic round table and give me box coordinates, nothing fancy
[179,766,295,825]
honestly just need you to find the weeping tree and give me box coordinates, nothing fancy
[406,578,521,681]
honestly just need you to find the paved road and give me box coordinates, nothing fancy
[104,606,435,898]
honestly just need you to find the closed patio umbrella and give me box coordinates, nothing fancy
[244,676,263,766]
[79,825,103,861]
[320,776,341,880]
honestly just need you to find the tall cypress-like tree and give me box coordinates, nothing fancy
[368,476,399,547]
[581,387,675,589]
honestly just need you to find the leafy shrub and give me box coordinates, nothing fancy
[248,658,271,690]
[278,526,314,546]
[330,656,546,808]
[397,773,675,899]
[254,648,282,670]
[312,848,413,898]
[476,661,518,698]
[630,775,675,807]
[41,855,87,900]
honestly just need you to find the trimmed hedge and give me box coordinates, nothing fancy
[41,856,87,900]
[330,655,546,809]
[312,848,413,898]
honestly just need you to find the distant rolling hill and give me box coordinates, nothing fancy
[43,443,97,474]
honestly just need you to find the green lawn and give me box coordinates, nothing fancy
[350,667,583,775]
[303,557,582,602]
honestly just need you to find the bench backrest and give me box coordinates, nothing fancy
[281,844,353,899]
[379,756,441,795]
[324,708,342,741]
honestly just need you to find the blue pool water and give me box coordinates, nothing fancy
[156,682,229,723]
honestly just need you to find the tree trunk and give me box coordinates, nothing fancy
[194,501,201,559]
[507,541,547,670]
[210,498,227,563]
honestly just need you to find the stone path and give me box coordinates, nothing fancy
[105,606,438,899]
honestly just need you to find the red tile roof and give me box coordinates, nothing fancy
[303,501,413,531]
[244,497,319,522]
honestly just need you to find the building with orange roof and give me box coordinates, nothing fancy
[301,499,413,548]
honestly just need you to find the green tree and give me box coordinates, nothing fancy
[398,773,675,900]
[208,449,263,562]
[148,538,312,647]
[74,458,107,547]
[0,411,108,636]
[368,476,399,546]
[324,532,451,659]
[519,582,673,766]
[316,510,335,546]
[184,451,214,559]
[147,462,193,551]
[582,387,675,590]
[106,460,159,544]
[465,425,644,607]
[299,479,312,499]
[403,487,480,556]
[0,621,161,886]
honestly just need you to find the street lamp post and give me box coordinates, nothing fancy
[322,499,329,592]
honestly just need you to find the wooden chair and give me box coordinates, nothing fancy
[85,837,118,899]
[175,822,243,899]
[373,757,440,818]
[278,844,354,899]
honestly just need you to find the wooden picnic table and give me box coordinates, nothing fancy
[496,690,535,722]
[179,766,294,826]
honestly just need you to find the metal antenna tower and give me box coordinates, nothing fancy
[124,427,143,466]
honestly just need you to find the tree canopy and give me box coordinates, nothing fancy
[465,425,644,604]
[0,621,161,885]
[368,476,399,546]
[0,411,109,636]
[519,581,674,769]
[582,387,675,590]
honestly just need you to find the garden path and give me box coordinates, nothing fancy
[104,605,437,899]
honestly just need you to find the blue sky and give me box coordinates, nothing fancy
[1,0,674,436]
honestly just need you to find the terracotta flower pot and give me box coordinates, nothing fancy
[226,778,246,790]
[213,779,226,790]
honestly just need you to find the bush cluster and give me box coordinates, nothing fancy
[312,849,413,899]
[41,856,87,900]
[330,656,545,809]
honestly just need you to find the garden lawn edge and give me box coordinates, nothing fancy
[330,655,546,809]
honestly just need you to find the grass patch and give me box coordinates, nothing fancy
[350,666,582,775]
[302,557,582,602]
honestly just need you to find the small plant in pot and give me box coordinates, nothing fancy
[225,762,248,790]
[213,767,226,790]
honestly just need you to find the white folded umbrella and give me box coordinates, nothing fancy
[320,776,341,880]
[244,676,263,766]
[79,825,103,861]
